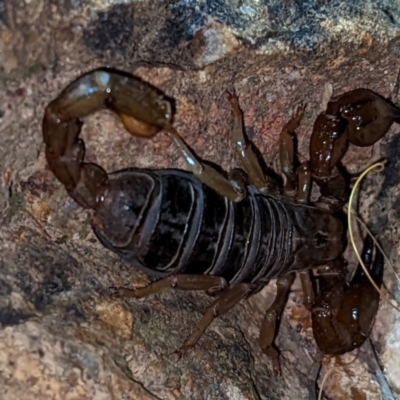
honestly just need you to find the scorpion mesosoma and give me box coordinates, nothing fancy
[43,68,396,375]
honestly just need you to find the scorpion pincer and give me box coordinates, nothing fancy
[43,68,397,375]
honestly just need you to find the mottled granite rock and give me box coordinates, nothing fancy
[1,1,400,399]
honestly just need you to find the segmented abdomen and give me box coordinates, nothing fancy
[93,169,341,284]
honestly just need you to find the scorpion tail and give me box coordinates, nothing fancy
[43,69,174,209]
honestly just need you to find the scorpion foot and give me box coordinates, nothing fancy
[284,102,307,132]
[109,286,140,299]
[170,345,192,361]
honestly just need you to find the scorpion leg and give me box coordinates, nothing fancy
[298,270,315,310]
[175,283,254,356]
[111,275,227,298]
[296,161,312,204]
[259,272,296,375]
[167,129,246,201]
[314,169,348,211]
[226,92,276,192]
[279,104,306,200]
[312,236,383,355]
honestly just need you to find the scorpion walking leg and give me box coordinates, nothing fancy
[279,104,306,200]
[111,275,227,298]
[314,170,348,210]
[175,283,254,356]
[294,165,315,309]
[298,270,315,310]
[296,161,312,204]
[295,161,315,310]
[259,272,296,375]
[226,92,275,192]
[167,128,246,201]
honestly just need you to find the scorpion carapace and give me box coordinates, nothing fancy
[43,68,397,375]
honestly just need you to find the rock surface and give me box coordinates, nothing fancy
[1,1,400,399]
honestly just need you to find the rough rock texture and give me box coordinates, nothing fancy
[1,1,400,399]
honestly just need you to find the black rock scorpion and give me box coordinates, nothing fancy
[43,68,398,377]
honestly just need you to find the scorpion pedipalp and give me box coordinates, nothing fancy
[310,88,400,208]
[312,235,384,355]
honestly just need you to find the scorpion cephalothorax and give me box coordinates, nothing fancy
[43,68,396,376]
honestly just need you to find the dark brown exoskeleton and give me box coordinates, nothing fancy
[43,69,396,378]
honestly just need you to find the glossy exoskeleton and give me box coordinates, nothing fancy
[43,68,396,375]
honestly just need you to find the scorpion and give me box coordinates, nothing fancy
[43,68,397,377]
